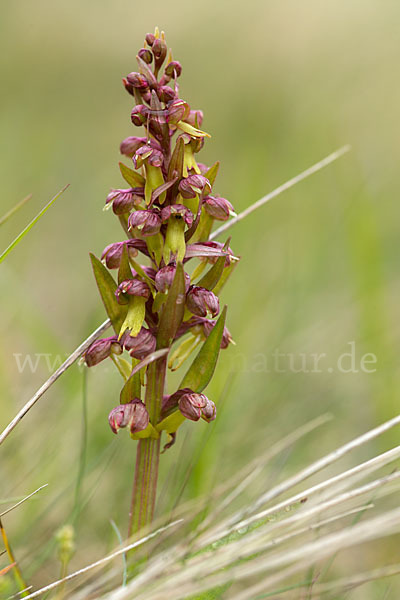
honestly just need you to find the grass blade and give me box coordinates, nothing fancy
[0,184,69,264]
[210,146,351,241]
[0,194,32,227]
[0,319,111,446]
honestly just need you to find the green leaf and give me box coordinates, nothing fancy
[157,307,227,434]
[0,185,68,264]
[198,255,226,291]
[204,161,220,187]
[119,162,145,188]
[157,262,186,348]
[179,305,227,392]
[90,253,127,334]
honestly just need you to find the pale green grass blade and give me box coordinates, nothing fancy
[210,146,351,241]
[0,194,32,227]
[110,520,127,587]
[0,184,69,264]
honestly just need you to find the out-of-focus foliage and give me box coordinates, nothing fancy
[1,1,399,596]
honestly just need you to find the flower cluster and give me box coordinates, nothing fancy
[85,28,237,446]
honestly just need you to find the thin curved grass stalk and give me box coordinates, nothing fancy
[0,184,69,264]
[0,484,48,519]
[0,193,32,227]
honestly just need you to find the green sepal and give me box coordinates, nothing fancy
[204,161,220,187]
[120,358,141,403]
[146,232,164,266]
[90,253,127,335]
[119,162,145,188]
[145,164,165,205]
[157,262,186,348]
[156,307,227,434]
[198,253,226,291]
[118,296,146,339]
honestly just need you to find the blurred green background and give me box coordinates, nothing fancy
[1,0,400,596]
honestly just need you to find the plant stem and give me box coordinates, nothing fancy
[128,357,166,537]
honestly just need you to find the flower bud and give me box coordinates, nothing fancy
[131,105,148,126]
[106,188,141,215]
[138,48,152,64]
[152,38,167,69]
[84,336,122,367]
[179,174,211,199]
[155,264,191,293]
[126,72,149,92]
[101,240,151,269]
[145,33,155,46]
[178,391,207,421]
[165,61,182,78]
[119,136,147,158]
[186,286,220,318]
[161,204,193,227]
[203,195,235,221]
[108,401,149,435]
[185,109,204,127]
[134,145,163,169]
[115,279,151,303]
[122,327,156,360]
[157,85,176,103]
[122,77,135,96]
[201,397,217,422]
[128,209,161,236]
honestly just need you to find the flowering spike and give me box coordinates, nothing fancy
[89,31,239,535]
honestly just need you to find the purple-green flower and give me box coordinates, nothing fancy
[186,286,220,318]
[84,336,122,367]
[108,401,149,435]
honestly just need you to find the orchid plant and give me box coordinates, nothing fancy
[84,28,238,536]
